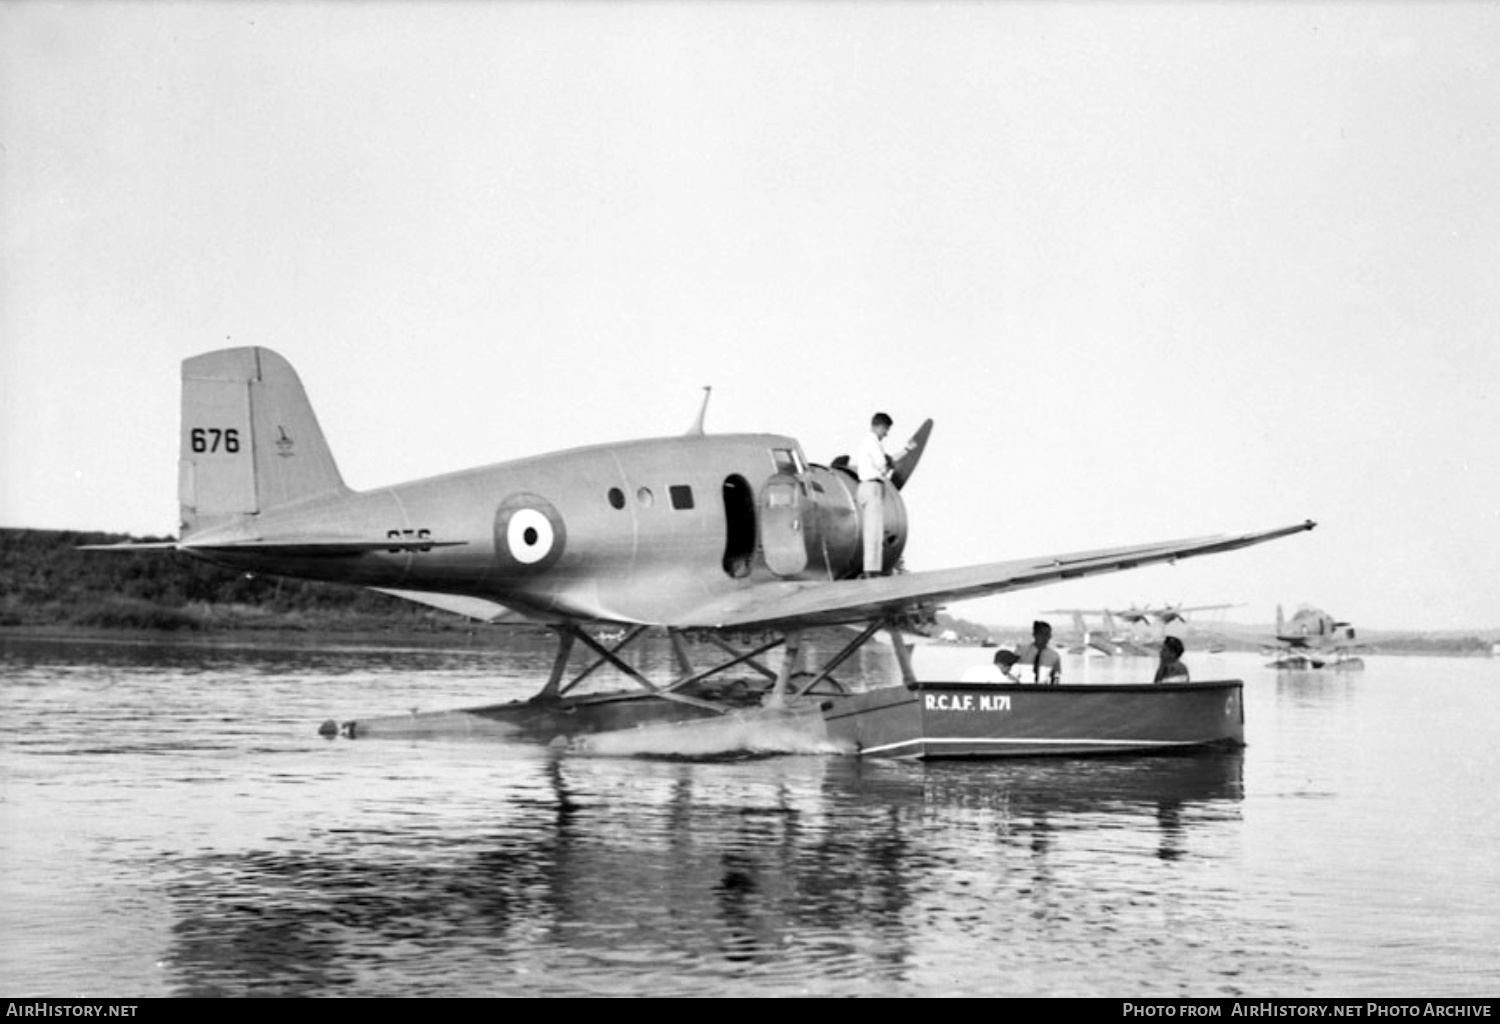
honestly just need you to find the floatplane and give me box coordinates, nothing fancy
[1263,604,1364,671]
[1044,603,1238,657]
[1042,610,1138,656]
[87,347,1316,758]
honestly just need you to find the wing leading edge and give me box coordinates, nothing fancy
[674,520,1316,631]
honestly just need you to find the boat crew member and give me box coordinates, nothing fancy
[1015,620,1062,684]
[961,648,1021,683]
[856,412,896,578]
[1154,635,1190,683]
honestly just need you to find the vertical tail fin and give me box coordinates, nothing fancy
[179,347,347,535]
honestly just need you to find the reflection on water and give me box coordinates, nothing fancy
[155,753,1245,997]
[2,636,1496,996]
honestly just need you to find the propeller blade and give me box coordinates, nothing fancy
[890,418,933,490]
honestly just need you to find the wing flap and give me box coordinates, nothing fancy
[675,520,1315,630]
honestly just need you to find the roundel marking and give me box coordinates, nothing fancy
[508,509,554,564]
[494,493,566,573]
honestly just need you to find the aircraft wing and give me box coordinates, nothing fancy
[674,520,1315,631]
[77,540,186,551]
[370,589,534,624]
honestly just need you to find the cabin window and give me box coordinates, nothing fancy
[669,485,694,510]
[770,448,804,476]
[636,487,655,507]
[607,487,625,510]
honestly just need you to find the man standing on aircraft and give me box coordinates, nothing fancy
[856,412,896,577]
[1015,620,1063,684]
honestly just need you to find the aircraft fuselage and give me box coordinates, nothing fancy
[183,433,909,625]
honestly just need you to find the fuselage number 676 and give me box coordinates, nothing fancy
[191,428,241,454]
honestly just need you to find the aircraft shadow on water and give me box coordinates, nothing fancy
[87,347,1316,749]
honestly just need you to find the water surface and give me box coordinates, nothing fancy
[1,635,1495,997]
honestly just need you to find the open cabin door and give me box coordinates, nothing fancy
[758,474,808,577]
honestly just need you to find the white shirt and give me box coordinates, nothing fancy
[1014,643,1062,683]
[961,663,1018,683]
[857,431,891,483]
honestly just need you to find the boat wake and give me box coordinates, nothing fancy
[562,704,851,759]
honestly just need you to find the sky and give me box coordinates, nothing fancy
[3,1,1498,632]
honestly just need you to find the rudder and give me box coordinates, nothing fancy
[179,347,347,534]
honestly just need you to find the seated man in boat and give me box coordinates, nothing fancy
[1153,635,1190,683]
[961,648,1021,683]
[1014,621,1062,685]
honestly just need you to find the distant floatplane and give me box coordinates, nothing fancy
[1263,604,1363,671]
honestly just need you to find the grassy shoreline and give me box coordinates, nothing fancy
[4,528,1494,657]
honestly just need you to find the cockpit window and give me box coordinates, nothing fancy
[669,485,694,510]
[770,448,804,476]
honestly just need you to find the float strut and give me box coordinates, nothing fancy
[886,622,919,686]
[534,627,578,701]
[766,629,803,709]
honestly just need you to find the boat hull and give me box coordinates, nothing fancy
[820,680,1245,759]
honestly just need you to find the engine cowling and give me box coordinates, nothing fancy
[757,465,907,580]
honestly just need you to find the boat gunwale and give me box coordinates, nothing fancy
[820,679,1246,759]
[898,679,1243,694]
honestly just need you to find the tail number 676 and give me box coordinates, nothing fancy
[191,428,241,453]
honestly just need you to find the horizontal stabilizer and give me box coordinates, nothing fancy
[186,537,468,557]
[80,538,467,557]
